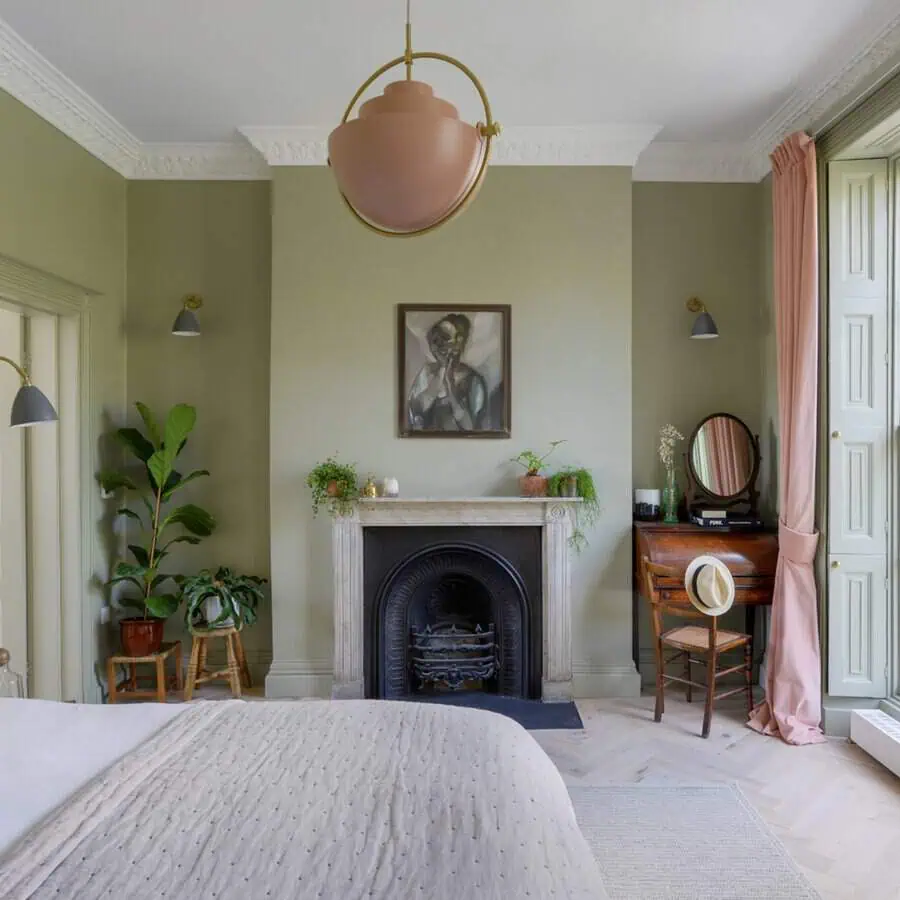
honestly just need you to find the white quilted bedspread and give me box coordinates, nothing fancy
[1,700,607,899]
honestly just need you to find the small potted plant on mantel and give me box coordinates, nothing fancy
[98,402,216,657]
[548,466,601,551]
[511,440,565,497]
[307,455,359,516]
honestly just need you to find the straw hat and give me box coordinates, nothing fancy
[684,555,735,617]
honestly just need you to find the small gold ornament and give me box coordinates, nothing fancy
[362,476,378,498]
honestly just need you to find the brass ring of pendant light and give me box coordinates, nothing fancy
[330,51,501,238]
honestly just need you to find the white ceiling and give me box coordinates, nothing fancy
[0,0,898,180]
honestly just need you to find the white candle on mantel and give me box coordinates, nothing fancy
[382,477,399,498]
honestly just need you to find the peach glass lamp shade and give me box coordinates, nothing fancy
[328,80,486,234]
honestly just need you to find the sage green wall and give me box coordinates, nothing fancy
[632,182,765,493]
[126,181,272,677]
[268,166,638,698]
[0,91,127,702]
[631,182,767,680]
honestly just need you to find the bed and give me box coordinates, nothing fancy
[1,698,607,899]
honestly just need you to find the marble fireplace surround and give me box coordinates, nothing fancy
[332,497,579,702]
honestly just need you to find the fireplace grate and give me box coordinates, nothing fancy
[410,623,498,691]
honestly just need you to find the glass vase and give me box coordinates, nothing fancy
[661,469,679,524]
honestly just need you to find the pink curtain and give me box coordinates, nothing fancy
[708,417,751,496]
[748,132,825,745]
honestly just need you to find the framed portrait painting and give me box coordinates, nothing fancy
[398,304,511,438]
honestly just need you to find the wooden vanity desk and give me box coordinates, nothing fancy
[632,521,779,670]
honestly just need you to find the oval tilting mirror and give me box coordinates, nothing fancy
[689,414,757,499]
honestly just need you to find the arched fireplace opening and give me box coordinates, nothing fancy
[365,534,541,700]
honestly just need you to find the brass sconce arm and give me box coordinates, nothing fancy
[181,294,203,312]
[0,355,31,385]
[686,297,707,314]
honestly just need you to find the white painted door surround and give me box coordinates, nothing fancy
[0,255,95,702]
[329,497,578,702]
[0,307,27,687]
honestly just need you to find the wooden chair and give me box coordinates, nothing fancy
[642,558,753,738]
[184,626,251,700]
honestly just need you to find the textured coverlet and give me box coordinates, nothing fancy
[1,700,607,900]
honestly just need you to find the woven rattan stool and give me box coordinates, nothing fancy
[184,627,251,700]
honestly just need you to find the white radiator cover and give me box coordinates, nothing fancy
[850,709,900,778]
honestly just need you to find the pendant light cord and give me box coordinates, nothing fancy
[404,0,413,79]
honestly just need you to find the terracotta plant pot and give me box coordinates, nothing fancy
[519,474,548,498]
[326,480,342,497]
[120,617,164,657]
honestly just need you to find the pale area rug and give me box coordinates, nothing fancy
[569,785,820,900]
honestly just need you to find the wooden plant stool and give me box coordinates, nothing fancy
[184,626,251,700]
[107,641,182,703]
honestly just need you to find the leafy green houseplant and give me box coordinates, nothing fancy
[511,440,565,497]
[548,466,601,551]
[98,402,216,656]
[178,567,267,631]
[307,456,359,516]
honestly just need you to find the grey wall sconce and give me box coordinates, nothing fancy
[0,356,58,427]
[686,296,719,339]
[172,294,203,336]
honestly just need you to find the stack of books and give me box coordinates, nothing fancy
[690,509,763,529]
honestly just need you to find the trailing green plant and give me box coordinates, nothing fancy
[307,455,359,517]
[510,440,565,476]
[98,402,216,620]
[548,466,601,552]
[177,567,267,631]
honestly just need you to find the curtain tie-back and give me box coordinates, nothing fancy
[778,519,818,565]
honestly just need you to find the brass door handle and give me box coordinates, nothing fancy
[831,560,840,569]
[831,430,841,439]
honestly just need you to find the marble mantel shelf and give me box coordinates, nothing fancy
[352,496,581,527]
[360,497,582,503]
[332,495,578,702]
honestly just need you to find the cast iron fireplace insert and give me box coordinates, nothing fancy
[364,526,542,700]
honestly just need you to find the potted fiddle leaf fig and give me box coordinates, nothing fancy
[98,402,216,657]
[178,567,267,631]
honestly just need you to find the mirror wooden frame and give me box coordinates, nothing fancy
[683,412,760,517]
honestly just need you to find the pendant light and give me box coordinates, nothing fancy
[327,0,500,237]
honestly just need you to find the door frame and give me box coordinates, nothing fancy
[891,153,900,704]
[0,252,97,701]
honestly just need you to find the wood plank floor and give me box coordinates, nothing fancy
[533,695,900,900]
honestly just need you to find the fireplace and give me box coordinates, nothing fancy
[364,529,542,699]
[330,498,577,702]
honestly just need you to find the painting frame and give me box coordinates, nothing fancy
[397,303,512,439]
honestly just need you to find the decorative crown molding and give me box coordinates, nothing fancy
[133,143,270,180]
[237,126,328,166]
[747,6,900,178]
[0,18,140,176]
[632,142,758,183]
[240,124,662,168]
[489,125,661,166]
[1,6,899,183]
